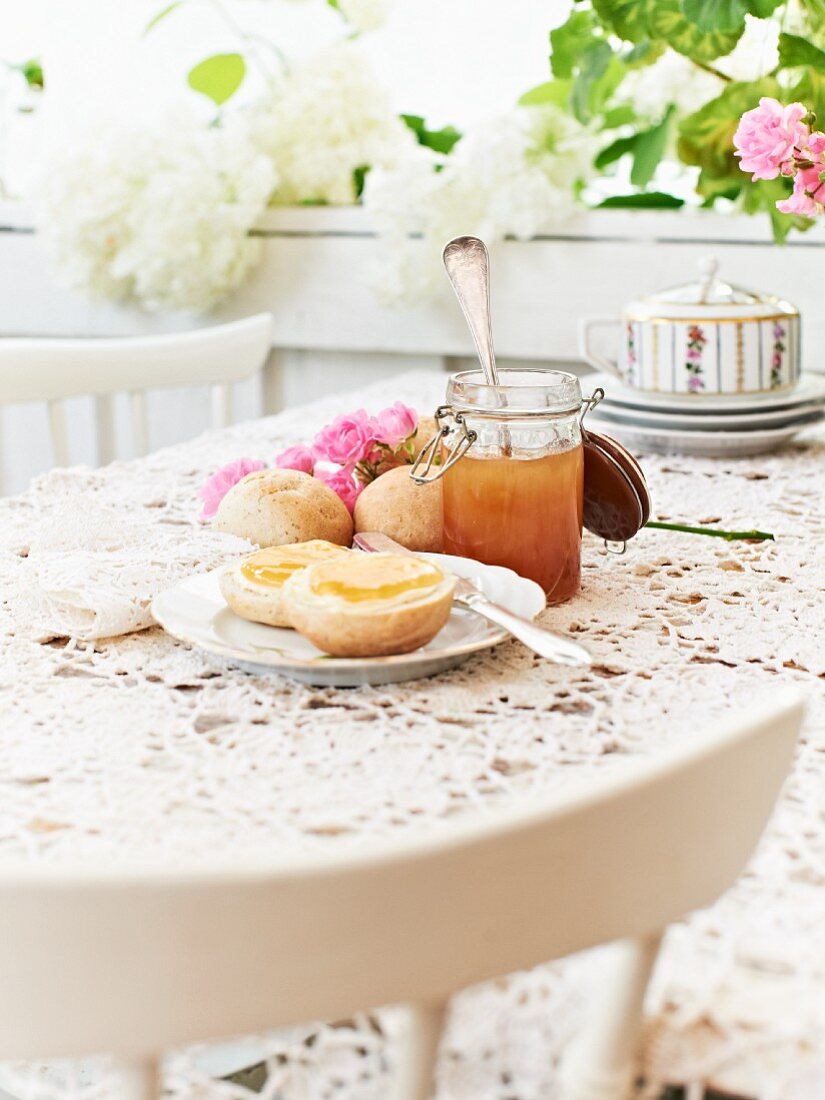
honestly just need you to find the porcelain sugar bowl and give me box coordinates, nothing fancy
[579,257,800,397]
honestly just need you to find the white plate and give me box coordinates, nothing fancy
[587,414,819,457]
[593,402,825,433]
[586,371,825,414]
[152,552,546,687]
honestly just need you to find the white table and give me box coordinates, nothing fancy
[1,371,823,1099]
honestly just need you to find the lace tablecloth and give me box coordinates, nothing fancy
[1,370,824,1100]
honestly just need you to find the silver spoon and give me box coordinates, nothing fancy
[443,236,499,386]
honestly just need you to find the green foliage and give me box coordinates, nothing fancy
[598,191,686,207]
[647,0,743,60]
[778,32,825,71]
[17,58,44,89]
[400,114,462,155]
[550,9,599,78]
[631,105,675,185]
[591,0,649,42]
[678,79,778,178]
[592,106,674,186]
[518,80,572,107]
[143,1,184,35]
[187,53,246,107]
[682,0,747,35]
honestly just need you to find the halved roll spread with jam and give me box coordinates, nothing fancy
[219,540,351,628]
[282,552,456,657]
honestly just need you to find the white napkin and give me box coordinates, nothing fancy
[12,499,249,642]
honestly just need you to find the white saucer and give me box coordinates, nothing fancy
[585,371,825,414]
[152,552,547,687]
[587,414,820,457]
[593,402,825,433]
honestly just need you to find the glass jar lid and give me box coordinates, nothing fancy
[447,368,582,418]
[626,256,798,320]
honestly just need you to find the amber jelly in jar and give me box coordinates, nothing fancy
[420,369,584,604]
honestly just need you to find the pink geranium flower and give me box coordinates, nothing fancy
[373,402,418,448]
[777,165,825,216]
[734,97,808,181]
[199,458,265,520]
[312,410,378,467]
[315,466,364,513]
[274,444,315,474]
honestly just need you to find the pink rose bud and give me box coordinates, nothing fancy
[274,444,315,474]
[199,458,266,520]
[373,402,419,448]
[734,97,809,181]
[311,410,378,467]
[315,466,364,513]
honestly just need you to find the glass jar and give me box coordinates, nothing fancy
[435,369,584,604]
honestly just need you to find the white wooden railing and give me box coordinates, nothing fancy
[1,202,823,493]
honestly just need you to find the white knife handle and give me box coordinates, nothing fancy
[462,593,591,667]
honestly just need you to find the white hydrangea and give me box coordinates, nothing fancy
[717,13,780,82]
[364,106,591,303]
[336,0,389,33]
[621,49,723,122]
[253,44,417,204]
[31,110,276,312]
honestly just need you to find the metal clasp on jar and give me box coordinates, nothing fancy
[409,405,477,484]
[410,390,605,485]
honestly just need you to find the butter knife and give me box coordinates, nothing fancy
[352,532,592,667]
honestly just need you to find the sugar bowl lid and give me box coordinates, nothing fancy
[625,257,798,321]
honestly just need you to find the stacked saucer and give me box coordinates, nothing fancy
[585,371,825,458]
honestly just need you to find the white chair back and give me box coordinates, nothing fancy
[0,696,803,1100]
[0,313,273,487]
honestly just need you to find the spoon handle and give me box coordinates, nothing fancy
[443,236,499,386]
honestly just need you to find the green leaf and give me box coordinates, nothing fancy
[518,80,571,108]
[16,58,44,89]
[598,191,685,207]
[143,1,183,35]
[647,0,743,61]
[570,39,613,122]
[353,165,370,199]
[594,133,638,168]
[678,78,778,178]
[682,0,747,35]
[602,103,637,127]
[778,32,825,72]
[696,167,743,201]
[791,69,825,124]
[631,105,675,186]
[400,114,462,155]
[745,0,783,15]
[187,53,246,107]
[592,0,649,43]
[550,9,599,79]
[624,39,667,67]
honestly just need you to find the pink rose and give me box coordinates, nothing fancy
[776,170,824,216]
[312,410,378,467]
[373,402,418,448]
[274,444,314,474]
[199,458,265,520]
[315,466,363,513]
[734,97,808,181]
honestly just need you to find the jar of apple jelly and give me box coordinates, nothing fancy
[413,369,585,604]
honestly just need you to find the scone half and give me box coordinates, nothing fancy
[282,552,456,657]
[220,540,351,628]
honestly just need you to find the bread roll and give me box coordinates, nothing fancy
[214,469,353,548]
[219,540,351,627]
[282,552,455,657]
[354,465,443,553]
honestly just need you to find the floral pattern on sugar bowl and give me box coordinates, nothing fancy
[579,257,800,397]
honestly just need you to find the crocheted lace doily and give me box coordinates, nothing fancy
[1,371,823,1100]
